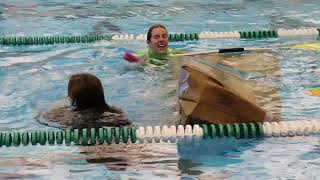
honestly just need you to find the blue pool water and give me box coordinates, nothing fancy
[1,0,320,179]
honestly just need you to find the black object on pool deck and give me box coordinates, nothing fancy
[219,48,245,53]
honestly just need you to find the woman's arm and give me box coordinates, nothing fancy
[123,51,148,65]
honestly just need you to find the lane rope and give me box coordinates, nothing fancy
[1,120,319,147]
[0,28,319,45]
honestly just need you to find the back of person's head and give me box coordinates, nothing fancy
[147,24,168,43]
[68,73,108,111]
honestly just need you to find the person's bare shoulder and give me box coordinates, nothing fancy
[100,106,131,126]
[37,106,76,128]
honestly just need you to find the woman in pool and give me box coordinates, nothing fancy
[123,24,182,66]
[40,73,130,129]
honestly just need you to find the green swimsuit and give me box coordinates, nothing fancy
[135,48,182,66]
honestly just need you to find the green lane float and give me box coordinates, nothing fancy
[0,120,319,147]
[0,35,112,46]
[239,30,278,39]
[0,28,319,46]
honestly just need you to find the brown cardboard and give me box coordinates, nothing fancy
[179,56,280,125]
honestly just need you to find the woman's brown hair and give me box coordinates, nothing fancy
[68,73,109,111]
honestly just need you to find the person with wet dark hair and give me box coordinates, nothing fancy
[68,73,112,111]
[39,73,131,129]
[123,24,182,66]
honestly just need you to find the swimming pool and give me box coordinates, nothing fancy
[1,0,320,179]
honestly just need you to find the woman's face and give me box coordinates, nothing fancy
[148,27,168,54]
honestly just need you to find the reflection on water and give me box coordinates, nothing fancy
[0,137,255,179]
[83,143,180,178]
[76,137,253,179]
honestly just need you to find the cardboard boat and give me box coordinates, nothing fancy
[178,54,280,125]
